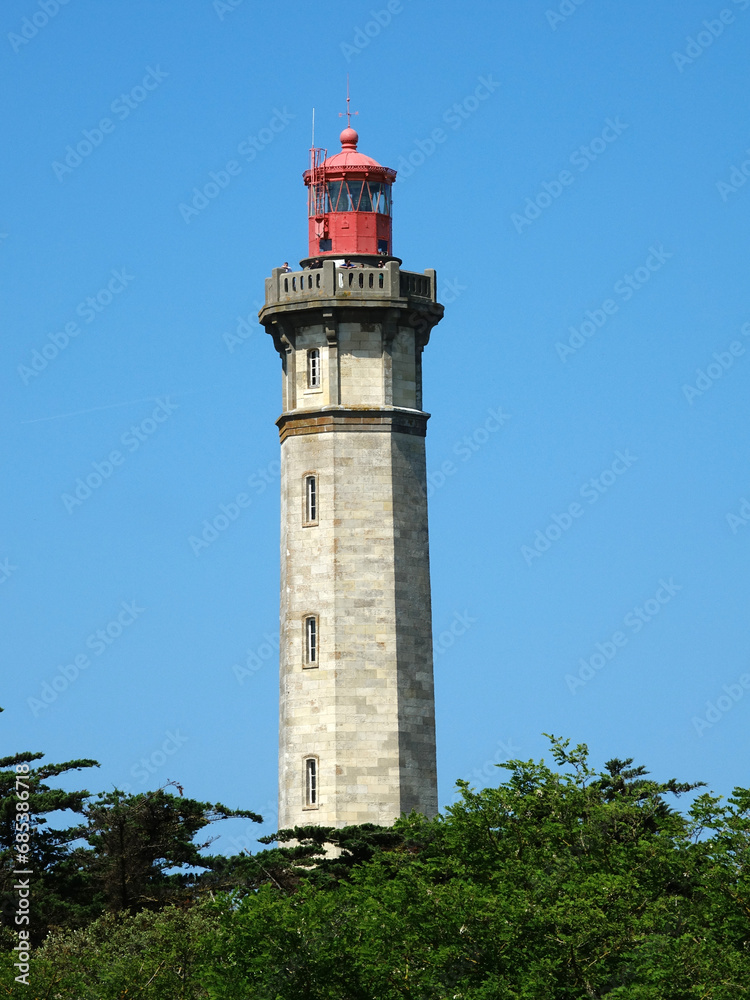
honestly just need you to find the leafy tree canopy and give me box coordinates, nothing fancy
[0,747,99,944]
[2,736,748,999]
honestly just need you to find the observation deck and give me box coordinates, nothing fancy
[261,259,438,313]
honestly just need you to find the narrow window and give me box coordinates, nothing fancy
[304,475,317,523]
[305,757,318,807]
[307,349,320,389]
[305,616,317,665]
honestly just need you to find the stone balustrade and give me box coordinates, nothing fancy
[264,260,437,307]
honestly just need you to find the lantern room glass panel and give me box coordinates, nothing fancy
[359,184,372,211]
[321,179,392,215]
[326,181,343,212]
[346,181,363,210]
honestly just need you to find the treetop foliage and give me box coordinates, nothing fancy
[1,735,747,998]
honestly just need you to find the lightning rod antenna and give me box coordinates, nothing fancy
[339,75,359,128]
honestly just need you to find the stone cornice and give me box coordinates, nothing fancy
[261,299,443,357]
[276,406,430,442]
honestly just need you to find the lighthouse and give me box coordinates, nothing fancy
[259,117,443,830]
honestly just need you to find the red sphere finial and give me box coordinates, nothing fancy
[340,126,358,149]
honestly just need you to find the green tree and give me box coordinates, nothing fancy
[202,821,408,896]
[70,785,262,914]
[5,737,749,999]
[201,737,749,999]
[0,905,215,1000]
[0,748,99,944]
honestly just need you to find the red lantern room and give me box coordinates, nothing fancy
[302,125,397,265]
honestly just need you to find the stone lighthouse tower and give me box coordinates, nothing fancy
[259,118,443,830]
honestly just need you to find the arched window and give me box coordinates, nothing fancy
[304,616,318,666]
[304,474,317,524]
[307,349,321,389]
[305,757,318,807]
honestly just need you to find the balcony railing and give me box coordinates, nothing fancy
[264,260,436,307]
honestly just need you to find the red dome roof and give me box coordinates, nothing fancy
[324,127,383,169]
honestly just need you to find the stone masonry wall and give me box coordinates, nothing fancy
[276,312,438,829]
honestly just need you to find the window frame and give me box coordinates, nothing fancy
[304,615,318,667]
[304,756,319,809]
[303,473,318,526]
[306,348,321,390]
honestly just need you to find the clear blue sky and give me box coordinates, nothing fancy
[3,0,749,852]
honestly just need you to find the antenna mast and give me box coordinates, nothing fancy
[339,75,359,129]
